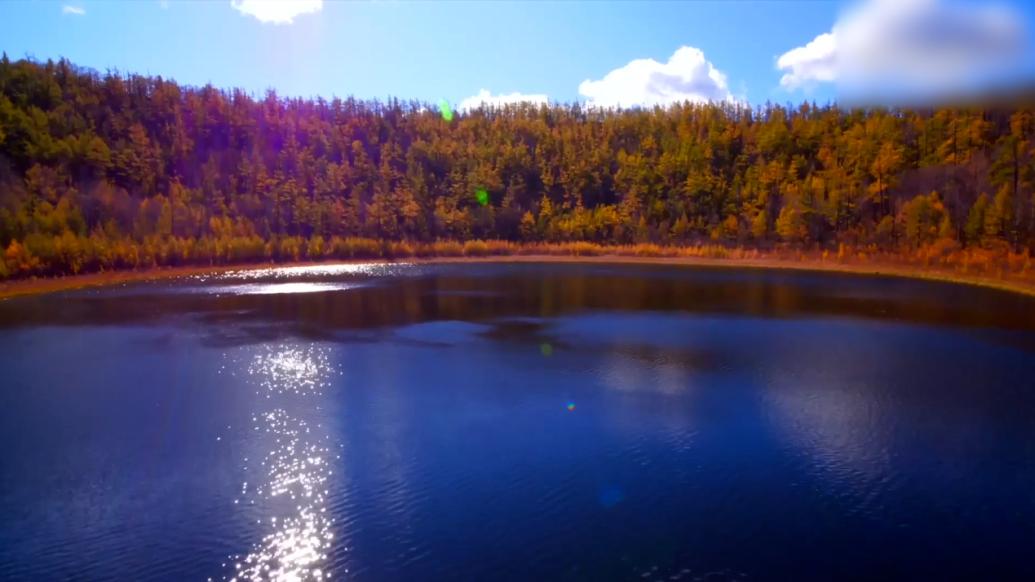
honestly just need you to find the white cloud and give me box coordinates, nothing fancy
[777,0,1027,100]
[230,0,322,25]
[458,89,549,111]
[62,5,86,15]
[578,46,733,109]
[776,32,837,90]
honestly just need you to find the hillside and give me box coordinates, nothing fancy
[1,56,1033,279]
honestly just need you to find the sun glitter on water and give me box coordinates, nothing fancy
[216,345,343,581]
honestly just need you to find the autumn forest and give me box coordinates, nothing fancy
[2,56,1035,280]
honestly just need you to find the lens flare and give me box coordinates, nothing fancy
[475,188,489,206]
[438,99,453,122]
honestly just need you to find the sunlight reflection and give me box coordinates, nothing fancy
[217,345,343,581]
[223,282,360,296]
[232,409,334,582]
[195,262,410,282]
[249,346,339,396]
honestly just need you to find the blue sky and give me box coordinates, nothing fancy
[2,1,1033,108]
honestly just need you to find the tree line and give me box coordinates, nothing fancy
[1,56,1034,279]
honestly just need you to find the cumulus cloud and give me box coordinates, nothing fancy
[62,5,86,15]
[458,89,549,111]
[578,46,733,108]
[777,0,1028,100]
[776,32,837,90]
[230,0,322,25]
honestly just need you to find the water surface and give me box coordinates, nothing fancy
[2,262,1035,581]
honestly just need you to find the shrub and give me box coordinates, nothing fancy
[484,240,517,255]
[430,240,463,256]
[306,236,326,260]
[568,241,601,256]
[387,241,415,258]
[329,237,381,259]
[463,240,490,256]
[631,243,663,257]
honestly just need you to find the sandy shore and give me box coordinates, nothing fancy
[2,254,1035,300]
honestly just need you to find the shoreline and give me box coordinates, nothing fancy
[3,253,1035,300]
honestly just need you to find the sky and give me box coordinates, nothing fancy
[2,0,1035,109]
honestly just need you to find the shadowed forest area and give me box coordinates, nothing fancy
[2,56,1035,281]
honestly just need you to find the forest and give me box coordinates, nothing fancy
[1,56,1034,280]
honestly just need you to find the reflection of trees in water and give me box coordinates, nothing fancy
[3,266,1035,348]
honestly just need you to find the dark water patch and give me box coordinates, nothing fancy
[4,263,1035,340]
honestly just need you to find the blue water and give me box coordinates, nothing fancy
[2,262,1035,580]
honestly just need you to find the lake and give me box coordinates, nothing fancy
[2,261,1035,581]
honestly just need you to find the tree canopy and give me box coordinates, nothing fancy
[1,56,1034,278]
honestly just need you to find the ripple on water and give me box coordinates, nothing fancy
[215,345,343,581]
[248,346,339,397]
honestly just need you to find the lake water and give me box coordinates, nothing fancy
[2,262,1035,581]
